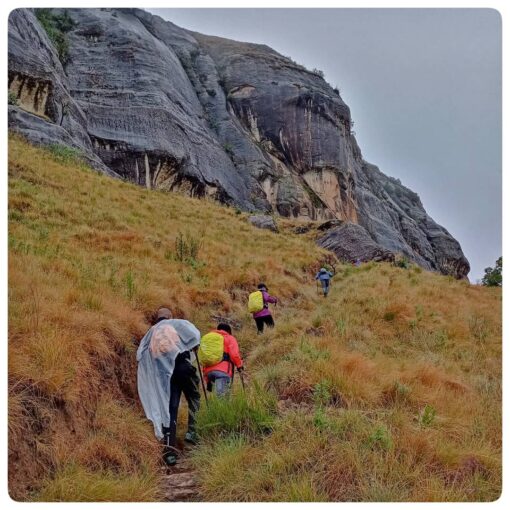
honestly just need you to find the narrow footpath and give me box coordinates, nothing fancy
[161,445,200,502]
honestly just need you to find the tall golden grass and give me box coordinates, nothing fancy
[8,135,501,501]
[193,261,501,502]
[8,135,324,500]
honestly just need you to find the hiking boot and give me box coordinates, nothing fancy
[184,431,198,445]
[164,452,177,466]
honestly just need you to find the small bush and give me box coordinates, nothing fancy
[8,91,19,106]
[47,144,82,165]
[367,425,393,451]
[313,407,328,429]
[418,404,436,427]
[383,311,396,322]
[482,256,502,287]
[174,231,203,265]
[313,380,332,408]
[394,256,410,269]
[35,9,76,64]
[392,381,411,404]
[223,142,234,156]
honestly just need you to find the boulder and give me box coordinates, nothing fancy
[248,215,278,233]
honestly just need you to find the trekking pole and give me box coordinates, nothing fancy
[194,350,209,408]
[239,370,246,391]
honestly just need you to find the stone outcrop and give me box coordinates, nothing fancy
[318,222,395,264]
[7,8,470,278]
[248,215,278,233]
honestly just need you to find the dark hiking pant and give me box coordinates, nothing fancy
[255,314,275,334]
[320,279,330,296]
[163,362,201,451]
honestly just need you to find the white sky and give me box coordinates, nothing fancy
[149,8,502,281]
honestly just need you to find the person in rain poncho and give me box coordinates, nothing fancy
[136,307,201,466]
[315,267,334,297]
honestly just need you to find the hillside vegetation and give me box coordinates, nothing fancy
[8,136,501,501]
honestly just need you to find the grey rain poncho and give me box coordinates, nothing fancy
[136,319,201,439]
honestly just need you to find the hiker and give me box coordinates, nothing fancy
[199,323,244,397]
[136,307,201,467]
[315,267,334,297]
[249,283,278,334]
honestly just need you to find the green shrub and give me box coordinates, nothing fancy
[35,9,76,64]
[8,91,19,106]
[313,407,328,429]
[367,425,393,450]
[482,256,502,287]
[394,256,410,269]
[393,381,411,403]
[383,311,396,322]
[47,144,83,165]
[196,384,276,438]
[223,142,234,156]
[174,231,203,265]
[418,404,436,427]
[313,379,331,408]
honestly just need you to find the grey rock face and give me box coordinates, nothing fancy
[318,223,395,264]
[8,7,470,278]
[248,215,278,233]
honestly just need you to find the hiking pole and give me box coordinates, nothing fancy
[239,370,246,391]
[194,349,209,408]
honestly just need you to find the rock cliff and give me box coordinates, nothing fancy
[8,7,470,278]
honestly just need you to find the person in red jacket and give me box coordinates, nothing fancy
[202,323,244,396]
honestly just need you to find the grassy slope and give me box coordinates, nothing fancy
[8,136,501,501]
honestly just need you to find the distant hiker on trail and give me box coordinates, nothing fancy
[136,307,201,467]
[354,258,361,267]
[198,323,244,397]
[315,267,334,297]
[248,283,278,334]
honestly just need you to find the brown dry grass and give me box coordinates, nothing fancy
[8,135,501,501]
[8,135,324,500]
[193,261,501,501]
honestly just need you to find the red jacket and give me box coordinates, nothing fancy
[203,330,243,381]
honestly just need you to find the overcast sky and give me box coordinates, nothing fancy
[150,8,502,281]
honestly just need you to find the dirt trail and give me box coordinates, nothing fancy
[161,445,200,502]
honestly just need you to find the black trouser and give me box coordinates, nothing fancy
[254,314,275,334]
[163,362,201,452]
[320,279,330,296]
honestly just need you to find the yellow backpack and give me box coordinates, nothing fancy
[248,290,264,313]
[198,332,225,367]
